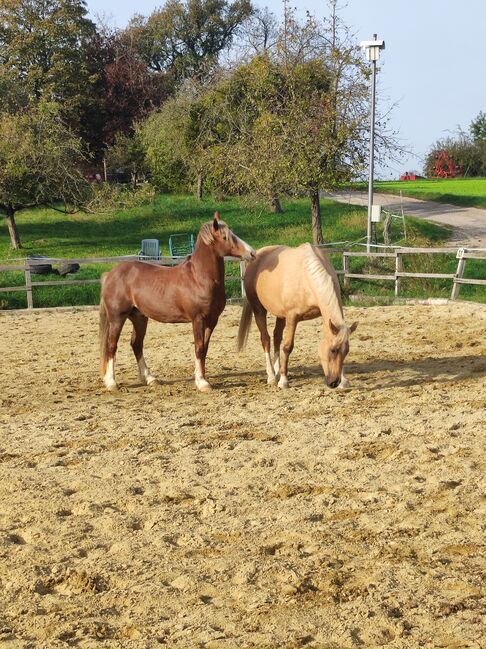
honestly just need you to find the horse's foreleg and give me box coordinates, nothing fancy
[278,317,298,389]
[103,316,127,391]
[273,317,285,376]
[192,318,213,392]
[254,308,275,384]
[129,311,158,386]
[338,371,350,389]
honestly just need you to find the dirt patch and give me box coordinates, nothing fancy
[1,303,485,648]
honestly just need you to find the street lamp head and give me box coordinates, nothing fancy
[360,38,385,62]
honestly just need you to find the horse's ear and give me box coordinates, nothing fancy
[349,321,358,334]
[329,319,340,336]
[213,211,220,230]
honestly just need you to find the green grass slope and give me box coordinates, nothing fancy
[373,178,486,209]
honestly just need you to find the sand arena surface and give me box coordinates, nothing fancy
[0,303,485,648]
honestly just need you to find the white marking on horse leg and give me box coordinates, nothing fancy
[265,351,276,384]
[278,374,289,389]
[273,352,280,375]
[194,357,211,392]
[103,358,118,391]
[338,371,350,389]
[137,356,158,385]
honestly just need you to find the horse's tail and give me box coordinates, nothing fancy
[99,274,110,377]
[237,297,253,352]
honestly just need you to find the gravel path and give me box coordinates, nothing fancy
[326,190,486,248]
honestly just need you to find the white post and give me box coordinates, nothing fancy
[367,54,377,253]
[239,260,246,299]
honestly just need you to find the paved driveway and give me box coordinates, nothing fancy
[325,190,486,248]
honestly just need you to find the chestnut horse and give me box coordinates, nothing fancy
[238,243,357,389]
[100,212,255,392]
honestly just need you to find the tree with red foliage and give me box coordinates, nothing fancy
[100,33,175,147]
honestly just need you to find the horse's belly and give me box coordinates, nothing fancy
[256,277,317,320]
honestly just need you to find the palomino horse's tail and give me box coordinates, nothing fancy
[99,275,110,377]
[237,298,253,351]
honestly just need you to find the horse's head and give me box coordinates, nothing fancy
[318,319,358,388]
[210,212,256,261]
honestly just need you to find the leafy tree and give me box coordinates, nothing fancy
[105,130,148,188]
[0,104,90,249]
[424,134,483,178]
[470,111,486,143]
[0,0,103,148]
[140,81,224,198]
[192,8,369,242]
[125,0,254,82]
[99,30,175,147]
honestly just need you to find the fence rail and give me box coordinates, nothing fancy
[0,247,485,309]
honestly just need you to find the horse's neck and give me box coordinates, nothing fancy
[192,241,224,281]
[303,246,344,325]
[319,284,344,325]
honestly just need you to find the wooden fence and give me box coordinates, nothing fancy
[339,247,486,298]
[0,247,485,309]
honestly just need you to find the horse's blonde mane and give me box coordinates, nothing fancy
[303,244,345,334]
[198,220,229,245]
[198,222,215,245]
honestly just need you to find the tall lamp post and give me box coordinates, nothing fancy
[360,35,385,253]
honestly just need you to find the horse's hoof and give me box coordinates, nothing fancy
[104,381,119,392]
[338,378,350,389]
[146,376,160,386]
[278,377,289,389]
[196,380,212,392]
[267,376,277,385]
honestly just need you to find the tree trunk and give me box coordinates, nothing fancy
[196,174,203,200]
[270,196,283,213]
[310,189,324,245]
[5,205,22,249]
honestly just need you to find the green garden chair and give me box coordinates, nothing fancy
[168,233,195,258]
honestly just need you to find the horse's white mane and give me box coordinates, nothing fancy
[303,244,346,336]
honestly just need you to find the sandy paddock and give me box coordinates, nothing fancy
[0,302,485,648]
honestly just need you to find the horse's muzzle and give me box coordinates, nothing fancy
[326,377,340,389]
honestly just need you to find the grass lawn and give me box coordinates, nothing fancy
[1,192,484,308]
[368,177,486,209]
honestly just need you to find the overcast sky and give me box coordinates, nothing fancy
[88,0,486,179]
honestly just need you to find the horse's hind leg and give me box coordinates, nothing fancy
[273,317,285,376]
[253,306,275,384]
[102,314,128,391]
[129,311,158,386]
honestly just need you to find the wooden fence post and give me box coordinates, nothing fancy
[24,260,33,309]
[451,249,465,300]
[395,251,402,297]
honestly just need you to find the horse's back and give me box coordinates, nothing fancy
[245,244,321,317]
[101,261,181,317]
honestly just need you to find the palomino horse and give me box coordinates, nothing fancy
[238,243,357,389]
[100,212,255,392]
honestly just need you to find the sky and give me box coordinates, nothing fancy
[87,0,486,179]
